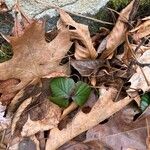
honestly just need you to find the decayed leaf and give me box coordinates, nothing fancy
[0,79,20,105]
[97,0,137,59]
[127,50,150,93]
[15,98,61,137]
[58,9,97,60]
[86,105,148,150]
[130,18,150,41]
[0,20,72,99]
[46,87,132,150]
[71,58,130,86]
[11,97,33,135]
[71,59,105,76]
[11,79,62,137]
[21,100,61,137]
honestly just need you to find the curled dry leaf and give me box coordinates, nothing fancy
[0,19,72,101]
[58,9,97,60]
[130,17,150,41]
[127,50,150,93]
[46,87,132,150]
[97,0,137,59]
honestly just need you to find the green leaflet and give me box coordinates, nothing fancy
[0,44,12,63]
[140,92,150,111]
[50,77,75,98]
[72,81,91,106]
[49,96,69,108]
[49,77,91,108]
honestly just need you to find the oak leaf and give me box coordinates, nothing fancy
[0,20,72,97]
[86,105,148,150]
[46,87,132,150]
[58,9,97,60]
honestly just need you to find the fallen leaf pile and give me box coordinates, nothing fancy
[0,0,150,149]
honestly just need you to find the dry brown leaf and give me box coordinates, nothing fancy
[58,9,97,60]
[11,97,32,135]
[86,105,147,150]
[0,20,72,100]
[130,18,150,41]
[21,99,61,137]
[46,87,132,150]
[11,80,62,137]
[0,1,8,12]
[71,59,105,76]
[97,0,136,59]
[127,50,150,93]
[0,79,20,105]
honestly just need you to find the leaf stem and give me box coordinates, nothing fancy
[61,102,78,120]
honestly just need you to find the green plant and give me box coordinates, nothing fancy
[49,77,91,108]
[0,44,12,62]
[140,92,150,111]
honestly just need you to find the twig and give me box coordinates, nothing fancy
[107,7,133,28]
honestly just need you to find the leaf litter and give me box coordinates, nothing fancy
[0,0,150,149]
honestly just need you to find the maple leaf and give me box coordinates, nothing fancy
[0,20,72,95]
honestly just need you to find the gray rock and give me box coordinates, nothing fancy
[4,0,110,32]
[18,138,36,150]
[5,0,109,18]
[2,0,112,36]
[0,13,14,35]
